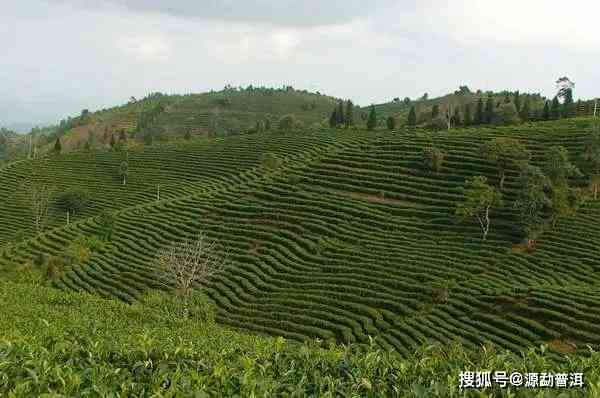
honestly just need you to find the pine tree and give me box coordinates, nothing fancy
[110,133,116,148]
[542,101,550,120]
[474,98,484,125]
[386,116,396,130]
[366,105,377,130]
[345,100,354,128]
[463,104,472,126]
[550,97,561,119]
[514,91,521,112]
[485,97,495,124]
[407,106,417,126]
[519,99,530,122]
[431,104,440,119]
[336,100,345,126]
[54,137,62,154]
[562,89,574,118]
[329,108,337,128]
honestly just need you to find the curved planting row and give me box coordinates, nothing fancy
[2,119,600,357]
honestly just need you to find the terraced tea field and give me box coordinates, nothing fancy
[2,118,600,357]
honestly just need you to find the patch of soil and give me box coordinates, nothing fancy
[249,241,262,256]
[546,338,578,354]
[511,243,536,254]
[340,191,421,207]
[494,295,530,309]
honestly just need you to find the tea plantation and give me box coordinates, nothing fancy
[3,281,600,397]
[2,117,600,396]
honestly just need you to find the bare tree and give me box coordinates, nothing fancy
[119,160,129,186]
[22,164,55,233]
[155,232,228,315]
[445,102,453,130]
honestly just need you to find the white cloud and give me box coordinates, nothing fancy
[44,0,397,27]
[1,0,599,125]
[269,31,300,58]
[118,35,170,61]
[400,0,600,50]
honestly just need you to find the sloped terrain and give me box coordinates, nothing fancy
[2,118,600,357]
[45,89,339,153]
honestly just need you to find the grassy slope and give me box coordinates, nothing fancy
[2,118,600,361]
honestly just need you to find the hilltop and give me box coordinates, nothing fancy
[31,87,340,154]
[13,85,598,161]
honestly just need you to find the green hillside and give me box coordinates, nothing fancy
[3,117,600,362]
[35,88,340,154]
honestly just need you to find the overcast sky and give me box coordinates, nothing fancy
[2,0,599,128]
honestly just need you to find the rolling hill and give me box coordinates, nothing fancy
[34,88,341,154]
[3,116,600,361]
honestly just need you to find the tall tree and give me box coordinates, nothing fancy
[366,105,377,130]
[329,108,338,128]
[562,89,574,118]
[542,101,550,120]
[556,76,575,107]
[54,137,62,154]
[119,160,129,186]
[22,161,55,233]
[278,114,298,131]
[336,100,345,126]
[97,210,116,241]
[544,146,580,186]
[484,96,495,124]
[514,91,521,112]
[422,146,446,174]
[499,103,520,125]
[480,138,531,190]
[386,116,396,131]
[519,98,531,122]
[513,164,552,247]
[56,189,90,219]
[345,100,354,128]
[584,127,600,200]
[474,98,484,125]
[455,176,503,241]
[407,106,417,126]
[544,146,582,227]
[431,104,440,119]
[463,104,472,127]
[550,97,561,119]
[155,232,228,316]
[452,107,461,127]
